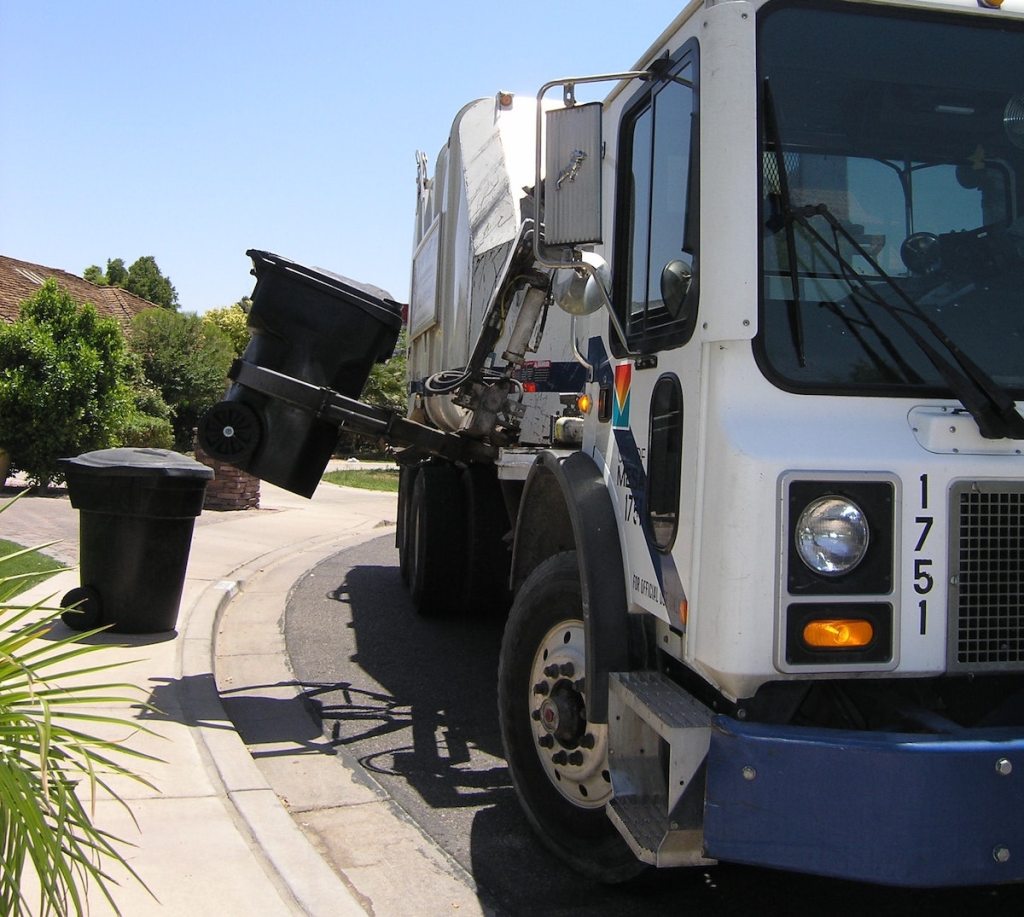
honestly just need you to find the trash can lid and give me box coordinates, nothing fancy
[246,249,403,329]
[59,448,215,480]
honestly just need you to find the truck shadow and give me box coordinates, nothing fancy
[286,536,1024,916]
[290,538,513,814]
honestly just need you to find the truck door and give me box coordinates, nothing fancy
[602,43,700,630]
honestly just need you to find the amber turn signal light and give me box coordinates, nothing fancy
[802,618,874,649]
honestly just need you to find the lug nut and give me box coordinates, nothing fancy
[573,679,586,693]
[580,733,595,749]
[568,751,584,766]
[544,664,560,678]
[538,734,554,748]
[531,709,541,721]
[533,681,549,696]
[552,751,568,766]
[559,662,575,677]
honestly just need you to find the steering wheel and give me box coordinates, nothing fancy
[900,232,941,275]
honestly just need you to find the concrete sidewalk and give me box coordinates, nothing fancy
[2,473,486,915]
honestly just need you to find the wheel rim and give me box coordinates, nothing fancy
[528,618,612,809]
[200,401,260,462]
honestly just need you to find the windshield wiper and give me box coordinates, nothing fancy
[763,79,806,367]
[790,203,1024,440]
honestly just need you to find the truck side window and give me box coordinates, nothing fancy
[646,374,683,551]
[614,50,699,355]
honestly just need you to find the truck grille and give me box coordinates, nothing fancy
[948,482,1024,670]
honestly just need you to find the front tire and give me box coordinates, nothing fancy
[497,551,644,881]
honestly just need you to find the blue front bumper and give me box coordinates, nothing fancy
[704,718,1024,887]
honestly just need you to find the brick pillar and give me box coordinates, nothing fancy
[194,444,261,511]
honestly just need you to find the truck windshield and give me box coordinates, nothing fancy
[756,0,1024,401]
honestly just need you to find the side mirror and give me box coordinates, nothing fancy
[552,252,611,316]
[544,102,603,246]
[661,259,693,318]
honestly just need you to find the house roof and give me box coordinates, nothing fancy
[0,255,158,326]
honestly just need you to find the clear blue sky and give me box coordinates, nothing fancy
[0,1,685,313]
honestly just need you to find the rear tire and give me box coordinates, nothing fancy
[459,464,511,615]
[407,462,465,616]
[397,463,420,586]
[498,551,644,882]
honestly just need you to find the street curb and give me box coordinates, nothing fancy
[180,532,382,917]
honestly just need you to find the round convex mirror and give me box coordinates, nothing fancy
[660,259,692,319]
[1004,94,1024,150]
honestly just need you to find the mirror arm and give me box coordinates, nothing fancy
[570,314,595,380]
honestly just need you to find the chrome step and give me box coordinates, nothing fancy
[606,671,716,867]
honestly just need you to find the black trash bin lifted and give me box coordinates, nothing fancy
[59,448,213,634]
[200,250,403,497]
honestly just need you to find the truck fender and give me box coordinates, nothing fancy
[511,450,628,723]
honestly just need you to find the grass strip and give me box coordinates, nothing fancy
[0,540,65,597]
[322,468,400,493]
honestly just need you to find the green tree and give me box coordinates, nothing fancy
[335,328,407,456]
[125,256,177,309]
[128,308,233,450]
[361,327,407,413]
[82,264,105,286]
[106,258,128,288]
[0,281,134,487]
[81,256,177,309]
[201,303,250,359]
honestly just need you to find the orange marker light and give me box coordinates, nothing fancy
[577,393,593,414]
[803,618,874,649]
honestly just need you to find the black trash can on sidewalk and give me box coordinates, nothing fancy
[59,448,214,634]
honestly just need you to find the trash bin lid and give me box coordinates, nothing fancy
[246,249,403,330]
[59,448,215,480]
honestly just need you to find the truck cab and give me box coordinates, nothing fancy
[484,0,1024,886]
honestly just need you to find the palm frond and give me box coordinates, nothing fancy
[0,510,158,915]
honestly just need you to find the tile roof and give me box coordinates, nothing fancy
[0,254,159,327]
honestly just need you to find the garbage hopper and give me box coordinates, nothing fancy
[58,448,213,634]
[199,249,403,497]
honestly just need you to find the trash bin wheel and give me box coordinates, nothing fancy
[60,585,103,631]
[199,401,262,463]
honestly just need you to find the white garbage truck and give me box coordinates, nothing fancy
[202,0,1024,887]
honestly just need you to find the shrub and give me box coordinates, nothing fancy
[0,281,134,487]
[116,411,175,450]
[128,309,234,451]
[201,304,250,359]
[115,366,175,450]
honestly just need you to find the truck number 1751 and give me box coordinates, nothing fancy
[915,474,935,635]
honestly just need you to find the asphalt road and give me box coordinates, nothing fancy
[284,536,1024,916]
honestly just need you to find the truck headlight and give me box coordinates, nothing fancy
[795,496,869,576]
